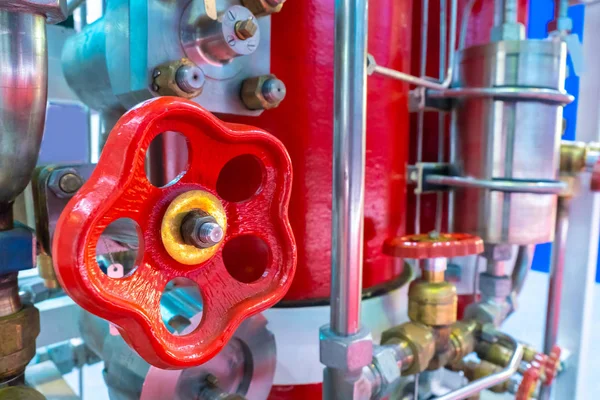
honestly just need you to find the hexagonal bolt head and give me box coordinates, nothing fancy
[241,0,284,17]
[180,210,224,249]
[478,273,512,298]
[241,75,287,110]
[319,325,373,371]
[235,18,258,40]
[0,305,40,379]
[152,59,205,99]
[48,168,83,199]
[372,345,401,396]
[381,322,435,376]
[482,243,513,262]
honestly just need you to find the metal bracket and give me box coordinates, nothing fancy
[407,163,457,194]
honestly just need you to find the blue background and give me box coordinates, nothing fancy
[525,2,600,280]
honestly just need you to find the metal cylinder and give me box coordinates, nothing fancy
[452,40,567,245]
[329,0,368,337]
[0,11,48,205]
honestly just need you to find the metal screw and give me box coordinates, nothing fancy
[180,210,224,249]
[227,9,236,21]
[152,69,161,78]
[227,35,237,46]
[58,173,84,194]
[175,65,205,94]
[262,78,286,104]
[234,18,258,40]
[151,83,159,92]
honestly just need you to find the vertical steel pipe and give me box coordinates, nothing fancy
[0,11,47,206]
[540,197,570,400]
[330,0,369,336]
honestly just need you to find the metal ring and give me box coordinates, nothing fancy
[427,87,574,104]
[425,175,567,194]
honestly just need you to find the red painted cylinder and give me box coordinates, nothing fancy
[224,0,412,396]
[227,1,412,301]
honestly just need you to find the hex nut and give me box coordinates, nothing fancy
[0,305,40,379]
[372,345,401,396]
[48,168,83,199]
[478,273,512,298]
[464,301,505,327]
[482,243,513,262]
[241,0,284,17]
[152,59,204,99]
[241,74,286,110]
[319,325,373,371]
[381,322,435,375]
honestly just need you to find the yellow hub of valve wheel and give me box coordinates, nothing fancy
[161,190,227,265]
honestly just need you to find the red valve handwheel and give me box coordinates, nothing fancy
[543,345,562,386]
[52,97,296,369]
[516,355,543,400]
[383,232,484,259]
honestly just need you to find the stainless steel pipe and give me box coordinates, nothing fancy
[0,11,48,206]
[540,197,570,400]
[330,0,369,336]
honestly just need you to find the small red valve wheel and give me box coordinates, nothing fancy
[517,356,542,400]
[383,232,484,259]
[52,97,296,369]
[543,345,562,386]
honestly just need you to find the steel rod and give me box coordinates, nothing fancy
[330,0,368,336]
[540,198,570,400]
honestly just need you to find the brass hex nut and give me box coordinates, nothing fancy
[0,305,40,379]
[408,280,457,326]
[152,59,204,99]
[241,74,286,110]
[381,322,435,376]
[241,0,284,17]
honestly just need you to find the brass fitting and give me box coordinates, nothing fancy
[0,386,45,400]
[241,0,285,17]
[477,340,539,367]
[560,140,588,175]
[151,59,205,99]
[462,360,511,393]
[241,74,286,110]
[37,253,59,289]
[0,305,40,380]
[408,280,457,326]
[449,320,478,364]
[381,322,435,376]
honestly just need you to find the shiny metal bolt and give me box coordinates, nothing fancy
[175,65,205,94]
[262,78,286,104]
[235,18,258,40]
[180,210,224,249]
[197,222,224,246]
[59,173,84,194]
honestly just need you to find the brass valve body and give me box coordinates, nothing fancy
[0,305,40,380]
[408,279,457,326]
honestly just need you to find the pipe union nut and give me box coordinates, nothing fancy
[319,325,373,371]
[479,273,512,298]
[241,0,284,17]
[482,243,513,262]
[372,345,401,396]
[381,322,435,376]
[0,305,40,379]
[408,280,457,326]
